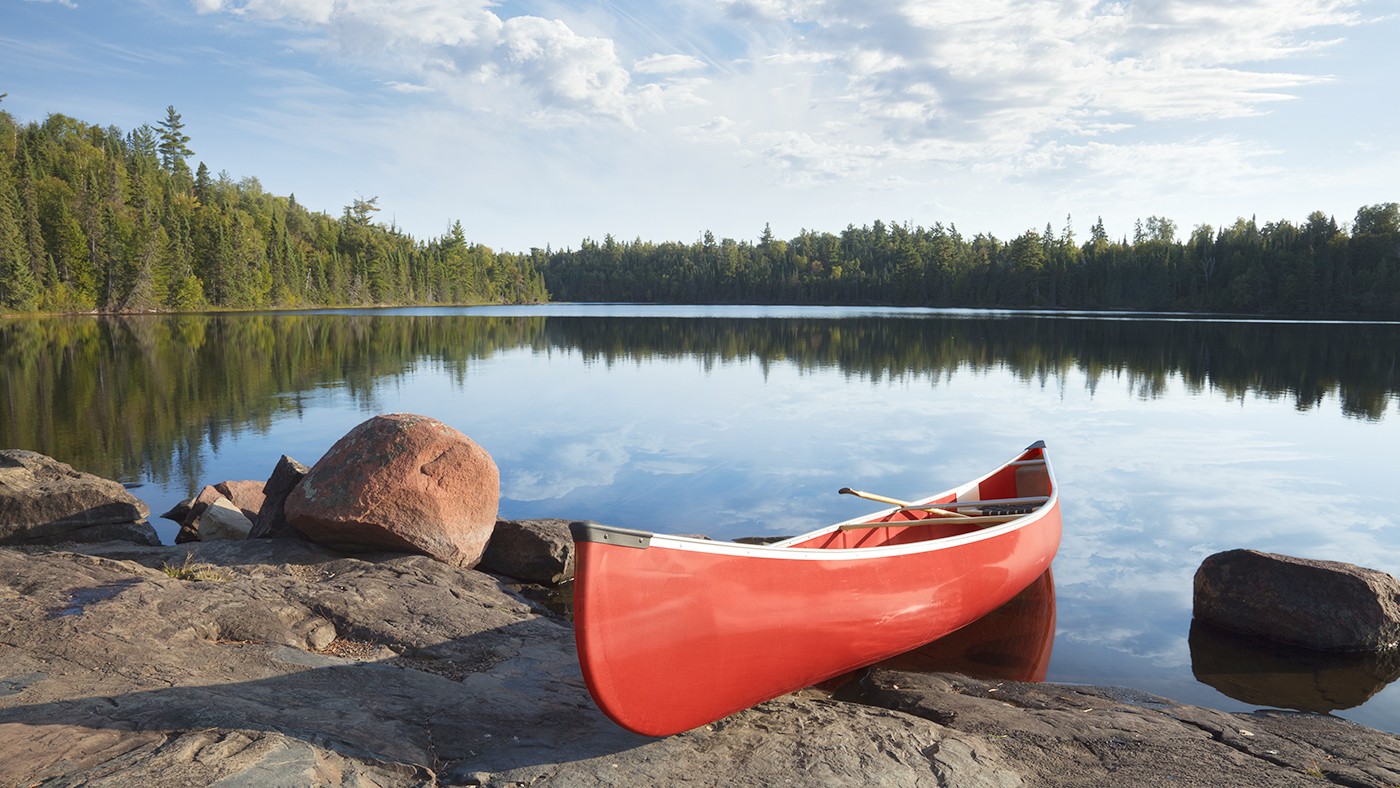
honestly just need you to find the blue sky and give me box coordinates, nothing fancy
[4,0,1395,251]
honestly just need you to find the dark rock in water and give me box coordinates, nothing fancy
[479,518,575,584]
[0,450,157,546]
[285,414,499,568]
[1190,618,1400,713]
[1194,549,1400,651]
[249,455,309,539]
[159,496,193,525]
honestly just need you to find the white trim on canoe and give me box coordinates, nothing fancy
[577,443,1059,563]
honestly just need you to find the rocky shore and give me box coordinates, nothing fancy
[4,537,1400,786]
[4,417,1400,786]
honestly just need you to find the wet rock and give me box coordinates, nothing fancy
[1194,549,1400,651]
[285,414,499,568]
[479,518,575,584]
[0,450,156,546]
[249,455,309,539]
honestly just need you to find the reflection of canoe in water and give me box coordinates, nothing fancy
[570,441,1062,736]
[867,568,1056,682]
[1190,619,1400,713]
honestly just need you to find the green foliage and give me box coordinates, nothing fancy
[542,206,1400,317]
[0,108,549,314]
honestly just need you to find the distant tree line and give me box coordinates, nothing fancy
[4,107,1397,318]
[0,108,547,313]
[541,209,1400,317]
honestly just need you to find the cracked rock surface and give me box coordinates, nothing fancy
[2,540,1398,786]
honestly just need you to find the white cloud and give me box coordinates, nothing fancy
[25,0,77,7]
[634,53,707,74]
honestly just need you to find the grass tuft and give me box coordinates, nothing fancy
[161,552,229,582]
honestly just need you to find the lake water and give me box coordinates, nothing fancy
[3,305,1399,730]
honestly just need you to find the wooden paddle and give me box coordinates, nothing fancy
[838,487,972,518]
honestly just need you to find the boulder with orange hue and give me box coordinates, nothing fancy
[285,414,499,568]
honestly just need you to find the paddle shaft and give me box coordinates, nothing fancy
[838,487,972,518]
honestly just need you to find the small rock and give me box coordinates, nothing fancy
[175,485,225,544]
[249,455,309,539]
[1194,549,1400,651]
[285,414,499,568]
[214,480,265,522]
[480,518,575,584]
[199,499,254,541]
[0,449,155,546]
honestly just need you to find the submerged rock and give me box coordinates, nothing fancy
[285,414,499,568]
[1194,549,1400,651]
[0,450,157,546]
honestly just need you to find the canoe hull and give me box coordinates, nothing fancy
[571,443,1061,736]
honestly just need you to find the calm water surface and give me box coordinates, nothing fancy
[3,305,1399,729]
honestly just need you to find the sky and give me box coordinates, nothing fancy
[3,0,1396,251]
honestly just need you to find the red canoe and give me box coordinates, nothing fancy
[570,441,1061,736]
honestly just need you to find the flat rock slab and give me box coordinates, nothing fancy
[846,669,1400,787]
[2,540,1398,786]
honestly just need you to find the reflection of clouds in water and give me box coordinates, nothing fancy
[503,430,634,501]
[1051,410,1400,675]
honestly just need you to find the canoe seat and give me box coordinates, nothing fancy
[1016,463,1050,498]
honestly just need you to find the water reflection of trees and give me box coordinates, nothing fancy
[1,313,1395,486]
[541,316,1399,421]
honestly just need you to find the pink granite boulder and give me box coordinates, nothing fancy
[285,414,500,568]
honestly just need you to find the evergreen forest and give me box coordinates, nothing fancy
[540,211,1400,317]
[0,108,548,313]
[2,107,1398,317]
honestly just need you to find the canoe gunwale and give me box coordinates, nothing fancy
[570,441,1058,563]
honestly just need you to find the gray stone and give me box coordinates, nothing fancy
[479,518,575,584]
[0,449,154,546]
[198,498,254,541]
[249,455,309,539]
[1194,549,1400,651]
[846,669,1400,787]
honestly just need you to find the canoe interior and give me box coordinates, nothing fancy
[786,445,1052,550]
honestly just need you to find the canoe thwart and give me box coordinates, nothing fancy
[839,513,1026,530]
[897,496,1049,512]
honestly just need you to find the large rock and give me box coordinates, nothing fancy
[285,414,499,568]
[479,518,575,584]
[0,450,157,546]
[1194,549,1400,651]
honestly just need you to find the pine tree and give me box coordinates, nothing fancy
[157,105,193,177]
